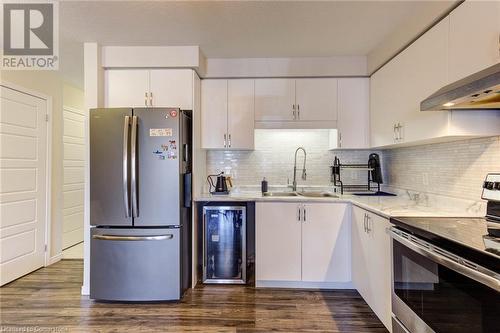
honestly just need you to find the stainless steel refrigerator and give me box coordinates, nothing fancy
[89,107,192,301]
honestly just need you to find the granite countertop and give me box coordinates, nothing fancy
[195,187,485,219]
[390,216,500,272]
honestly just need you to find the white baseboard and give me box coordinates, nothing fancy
[256,280,354,289]
[81,284,89,296]
[47,253,63,266]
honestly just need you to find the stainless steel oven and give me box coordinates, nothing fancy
[390,227,500,333]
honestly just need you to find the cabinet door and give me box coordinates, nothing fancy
[302,203,350,283]
[337,78,369,149]
[449,1,500,83]
[351,206,371,305]
[398,18,450,144]
[370,18,450,147]
[370,66,400,147]
[295,78,338,121]
[201,80,228,149]
[104,70,149,107]
[150,69,193,109]
[366,212,392,331]
[254,79,295,122]
[227,80,255,150]
[256,202,302,281]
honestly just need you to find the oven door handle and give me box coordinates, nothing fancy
[390,227,500,292]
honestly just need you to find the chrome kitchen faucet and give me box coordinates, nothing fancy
[292,147,307,192]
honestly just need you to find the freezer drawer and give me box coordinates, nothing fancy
[90,227,180,301]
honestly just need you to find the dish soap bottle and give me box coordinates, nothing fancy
[261,177,268,193]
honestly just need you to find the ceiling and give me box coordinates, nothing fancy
[59,0,458,88]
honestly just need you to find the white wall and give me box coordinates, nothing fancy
[204,56,367,78]
[1,71,84,259]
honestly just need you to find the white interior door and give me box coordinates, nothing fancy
[62,106,85,250]
[0,86,48,286]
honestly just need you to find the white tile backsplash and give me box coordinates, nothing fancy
[206,130,500,202]
[384,136,500,201]
[207,129,379,188]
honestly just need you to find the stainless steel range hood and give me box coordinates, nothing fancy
[421,63,500,111]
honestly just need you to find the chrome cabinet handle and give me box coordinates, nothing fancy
[149,92,153,107]
[144,92,148,106]
[122,116,130,218]
[228,134,231,148]
[131,116,138,218]
[393,124,398,142]
[390,228,500,292]
[366,215,371,233]
[297,104,300,120]
[223,134,227,148]
[303,206,306,222]
[93,234,173,241]
[297,205,302,221]
[292,104,296,120]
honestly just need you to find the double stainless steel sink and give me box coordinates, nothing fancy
[263,191,338,198]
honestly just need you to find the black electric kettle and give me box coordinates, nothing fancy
[207,172,229,194]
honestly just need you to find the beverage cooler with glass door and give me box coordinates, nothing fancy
[203,206,247,284]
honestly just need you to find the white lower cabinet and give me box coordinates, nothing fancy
[255,202,302,281]
[352,205,392,332]
[256,202,350,286]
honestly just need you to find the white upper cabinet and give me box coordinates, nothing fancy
[149,69,193,110]
[227,80,255,150]
[295,79,338,121]
[334,78,370,149]
[371,18,450,147]
[301,203,350,283]
[201,79,255,150]
[105,69,193,109]
[396,18,450,144]
[105,70,150,107]
[370,1,500,148]
[201,80,228,150]
[255,79,295,122]
[255,78,339,125]
[449,0,500,82]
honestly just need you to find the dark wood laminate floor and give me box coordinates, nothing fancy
[0,260,387,333]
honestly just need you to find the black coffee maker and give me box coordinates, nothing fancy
[207,172,229,195]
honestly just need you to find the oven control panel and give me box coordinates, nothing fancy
[482,173,500,202]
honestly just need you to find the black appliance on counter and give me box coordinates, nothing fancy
[207,172,229,194]
[389,173,500,333]
[197,202,254,284]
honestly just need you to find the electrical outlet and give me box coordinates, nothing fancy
[422,173,429,186]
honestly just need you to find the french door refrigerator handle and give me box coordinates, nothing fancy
[390,227,500,292]
[131,115,139,218]
[122,116,130,218]
[92,234,173,241]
